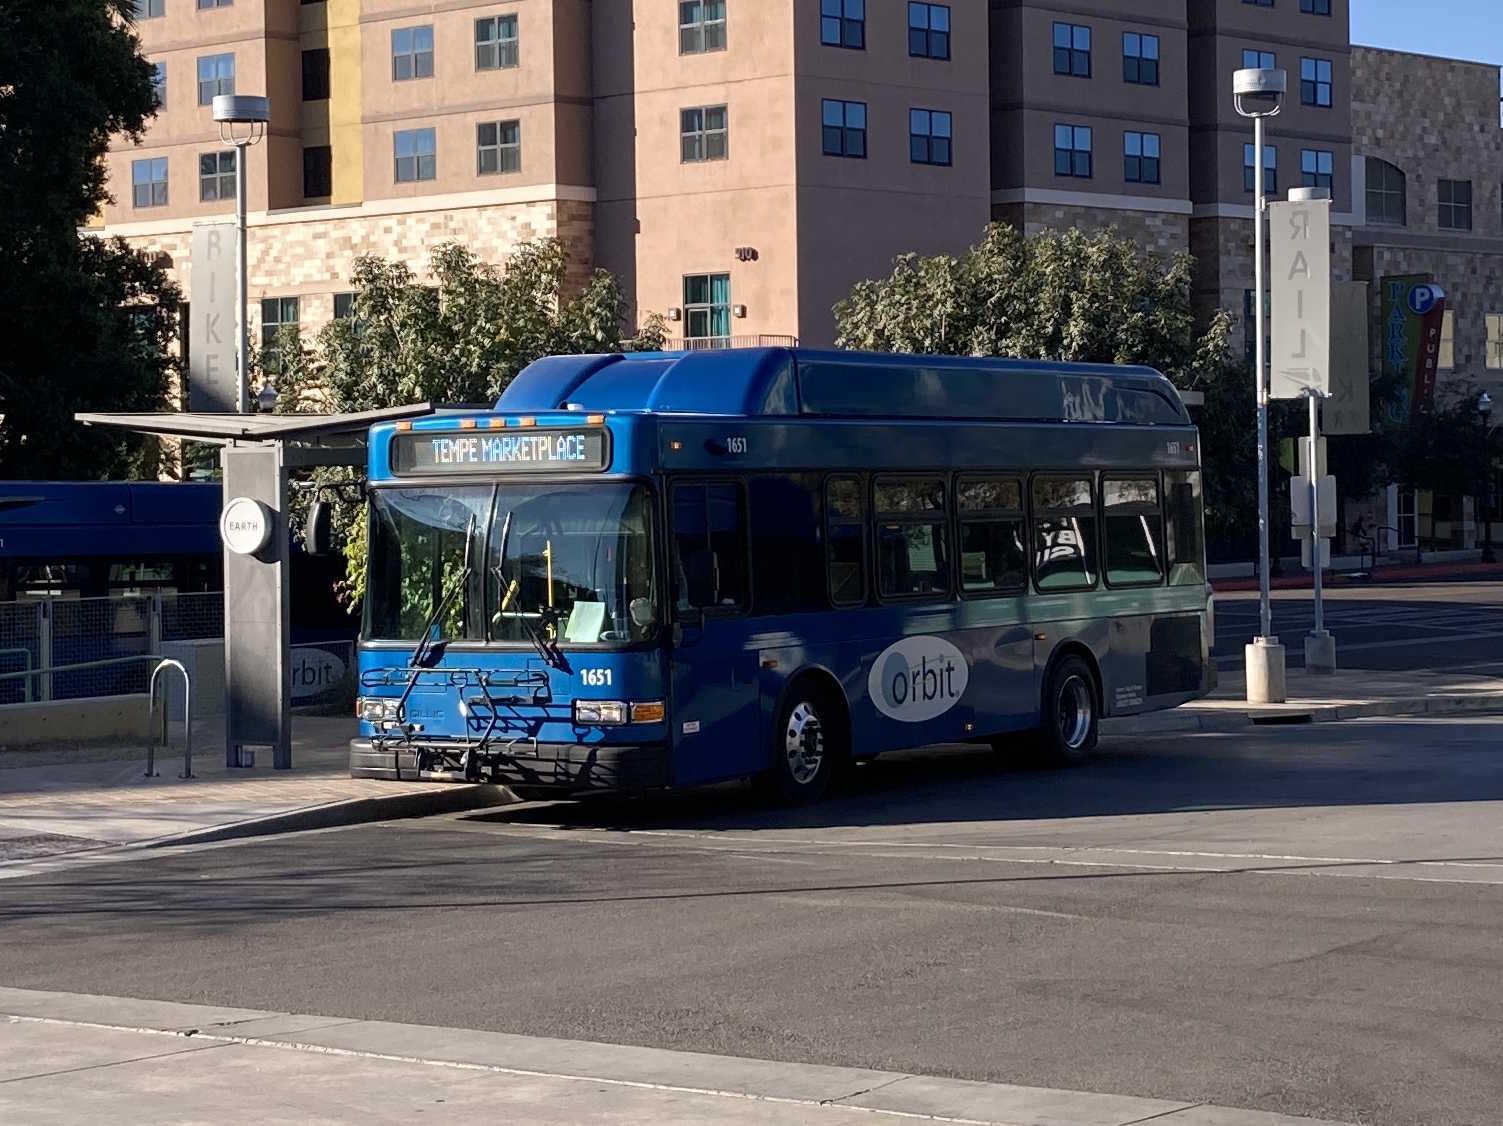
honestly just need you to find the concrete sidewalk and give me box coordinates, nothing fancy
[0,986,1358,1126]
[1106,665,1503,735]
[0,716,506,871]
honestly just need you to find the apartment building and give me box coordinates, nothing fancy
[100,0,991,350]
[99,0,1498,368]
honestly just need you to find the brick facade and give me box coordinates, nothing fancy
[993,203,1191,258]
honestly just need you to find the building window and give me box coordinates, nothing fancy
[909,109,952,166]
[820,0,864,50]
[394,128,436,182]
[1301,148,1333,191]
[198,151,235,201]
[874,478,950,599]
[475,15,519,69]
[1486,313,1503,370]
[957,478,1026,595]
[135,0,164,17]
[1053,22,1091,77]
[196,54,234,105]
[131,158,168,209]
[302,48,330,100]
[1244,143,1277,193]
[392,26,434,81]
[683,274,731,342]
[680,105,728,162]
[1103,477,1164,587]
[680,1,726,54]
[821,99,866,158]
[908,3,950,60]
[1124,131,1160,184]
[151,62,166,107]
[197,0,232,9]
[1365,158,1406,226]
[1054,124,1092,178]
[1123,32,1158,85]
[333,292,357,321]
[477,120,521,174]
[1242,49,1275,71]
[1439,309,1455,369]
[1301,57,1332,106]
[1033,477,1098,592]
[1439,179,1472,230]
[1243,0,1274,6]
[303,145,331,197]
[260,297,298,369]
[1300,0,1331,13]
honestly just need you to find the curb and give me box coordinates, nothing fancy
[134,782,515,851]
[0,986,1363,1126]
[1103,693,1503,736]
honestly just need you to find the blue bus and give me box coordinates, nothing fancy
[350,348,1214,801]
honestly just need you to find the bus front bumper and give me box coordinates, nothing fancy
[349,738,671,793]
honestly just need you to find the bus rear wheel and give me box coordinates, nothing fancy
[1034,655,1100,767]
[758,685,844,804]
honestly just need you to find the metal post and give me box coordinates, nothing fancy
[1309,392,1323,635]
[1254,114,1271,641]
[235,141,249,415]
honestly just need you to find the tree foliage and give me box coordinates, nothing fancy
[834,223,1254,541]
[0,0,179,478]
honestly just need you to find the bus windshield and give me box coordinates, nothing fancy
[490,483,657,646]
[364,482,658,646]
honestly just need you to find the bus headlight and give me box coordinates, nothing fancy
[574,700,626,726]
[358,698,398,723]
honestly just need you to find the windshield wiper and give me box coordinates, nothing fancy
[392,514,476,732]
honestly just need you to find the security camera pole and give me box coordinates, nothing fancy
[212,94,270,414]
[1234,66,1288,704]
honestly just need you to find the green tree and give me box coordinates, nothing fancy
[0,0,180,478]
[833,223,1254,542]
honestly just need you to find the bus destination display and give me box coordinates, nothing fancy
[390,429,607,474]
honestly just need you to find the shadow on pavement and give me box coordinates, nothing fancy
[470,716,1503,834]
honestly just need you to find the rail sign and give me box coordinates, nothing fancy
[1269,197,1332,400]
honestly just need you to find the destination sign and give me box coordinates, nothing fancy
[390,429,608,475]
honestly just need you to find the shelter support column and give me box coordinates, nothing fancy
[221,443,292,769]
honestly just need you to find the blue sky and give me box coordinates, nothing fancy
[1350,0,1503,67]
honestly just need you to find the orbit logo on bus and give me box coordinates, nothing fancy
[867,636,969,723]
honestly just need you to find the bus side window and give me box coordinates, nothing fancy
[1103,475,1165,587]
[956,477,1026,595]
[873,477,950,600]
[670,482,748,613]
[1032,476,1098,592]
[749,474,826,615]
[1164,470,1207,586]
[825,475,866,606]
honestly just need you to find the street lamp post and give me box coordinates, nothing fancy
[212,94,270,415]
[1480,392,1496,564]
[1234,66,1288,703]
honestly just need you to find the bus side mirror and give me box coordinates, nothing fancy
[307,499,332,556]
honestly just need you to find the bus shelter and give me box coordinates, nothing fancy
[74,406,434,769]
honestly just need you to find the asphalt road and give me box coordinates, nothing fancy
[1213,580,1503,671]
[2,716,1501,1126]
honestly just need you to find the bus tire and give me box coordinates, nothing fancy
[759,684,844,804]
[1034,655,1100,766]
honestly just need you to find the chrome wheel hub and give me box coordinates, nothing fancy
[784,702,825,785]
[1057,675,1093,750]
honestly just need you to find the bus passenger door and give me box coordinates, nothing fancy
[667,482,760,785]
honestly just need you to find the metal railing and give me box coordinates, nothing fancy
[663,334,799,352]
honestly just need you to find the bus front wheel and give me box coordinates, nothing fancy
[1034,655,1100,767]
[759,685,844,804]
